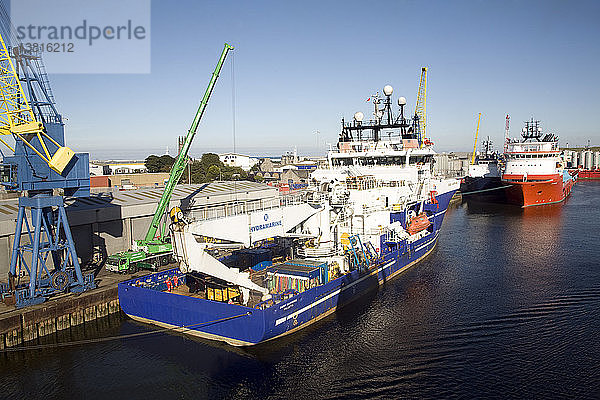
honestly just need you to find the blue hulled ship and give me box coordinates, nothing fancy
[119,82,459,346]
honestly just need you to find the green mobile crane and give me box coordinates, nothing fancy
[105,43,234,273]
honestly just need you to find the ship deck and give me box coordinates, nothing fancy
[162,269,269,308]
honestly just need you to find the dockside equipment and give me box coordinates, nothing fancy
[0,33,94,307]
[105,43,234,273]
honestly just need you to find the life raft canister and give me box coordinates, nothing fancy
[406,212,432,235]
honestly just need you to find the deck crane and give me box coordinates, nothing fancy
[415,67,427,147]
[470,112,482,165]
[0,34,94,307]
[105,43,234,273]
[504,114,510,153]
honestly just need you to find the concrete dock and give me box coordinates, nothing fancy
[0,265,174,349]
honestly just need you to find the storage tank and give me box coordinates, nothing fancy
[572,152,579,168]
[563,150,573,168]
[583,150,593,169]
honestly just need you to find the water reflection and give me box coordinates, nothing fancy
[1,184,600,399]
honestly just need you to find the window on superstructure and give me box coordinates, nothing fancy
[409,156,426,164]
[332,158,353,167]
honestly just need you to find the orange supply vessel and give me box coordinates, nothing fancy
[502,119,577,207]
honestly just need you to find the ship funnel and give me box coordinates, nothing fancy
[354,111,364,122]
[383,85,393,96]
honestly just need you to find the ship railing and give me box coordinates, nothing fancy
[338,222,367,235]
[377,180,408,188]
[189,198,281,221]
[329,197,349,207]
[280,192,309,207]
[342,178,411,191]
[307,192,329,206]
[297,245,337,258]
[366,227,385,236]
[361,204,385,214]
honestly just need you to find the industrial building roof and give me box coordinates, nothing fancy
[0,181,276,234]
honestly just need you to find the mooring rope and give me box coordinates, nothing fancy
[459,184,513,196]
[1,312,251,353]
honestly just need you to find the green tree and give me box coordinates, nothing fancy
[145,155,161,173]
[207,165,221,180]
[169,153,251,184]
[158,155,176,172]
[145,154,175,173]
[200,153,221,171]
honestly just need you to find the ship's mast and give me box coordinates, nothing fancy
[522,118,542,142]
[339,85,415,144]
[482,136,493,157]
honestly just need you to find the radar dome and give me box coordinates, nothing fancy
[383,85,393,96]
[398,96,407,106]
[354,111,364,122]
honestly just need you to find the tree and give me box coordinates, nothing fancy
[207,165,221,180]
[148,152,249,184]
[200,153,221,171]
[145,154,175,173]
[158,155,176,172]
[145,155,161,173]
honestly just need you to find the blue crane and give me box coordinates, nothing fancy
[0,35,95,308]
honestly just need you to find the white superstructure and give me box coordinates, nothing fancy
[503,120,563,180]
[466,138,501,179]
[171,85,459,297]
[306,87,459,253]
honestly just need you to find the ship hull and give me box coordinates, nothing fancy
[119,190,457,346]
[578,169,600,180]
[460,176,506,203]
[502,172,576,207]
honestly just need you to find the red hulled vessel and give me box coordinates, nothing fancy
[502,119,577,207]
[578,169,600,179]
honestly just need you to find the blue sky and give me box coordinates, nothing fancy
[41,0,600,159]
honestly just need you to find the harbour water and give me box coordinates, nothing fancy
[1,182,599,399]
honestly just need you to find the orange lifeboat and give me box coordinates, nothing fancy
[406,212,431,235]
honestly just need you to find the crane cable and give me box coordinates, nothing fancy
[231,49,238,202]
[0,311,251,353]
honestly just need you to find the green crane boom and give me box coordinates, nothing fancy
[104,43,233,274]
[142,43,233,244]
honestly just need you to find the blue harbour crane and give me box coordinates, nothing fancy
[0,33,95,308]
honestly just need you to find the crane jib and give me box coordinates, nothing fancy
[142,43,233,244]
